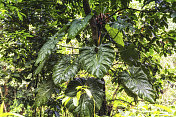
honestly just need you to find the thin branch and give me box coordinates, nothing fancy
[112,85,119,100]
[109,99,134,106]
[83,0,98,45]
[104,7,157,22]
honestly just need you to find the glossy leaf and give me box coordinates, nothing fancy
[105,24,124,47]
[68,14,92,39]
[53,55,79,85]
[64,78,104,117]
[120,66,156,103]
[79,44,115,78]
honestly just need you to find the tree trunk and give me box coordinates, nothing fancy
[83,0,98,46]
[83,0,107,115]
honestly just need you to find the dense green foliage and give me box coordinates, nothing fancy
[0,0,176,116]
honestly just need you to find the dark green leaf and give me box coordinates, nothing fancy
[53,55,79,85]
[68,14,92,39]
[120,44,139,65]
[79,44,115,78]
[120,66,156,103]
[35,80,54,107]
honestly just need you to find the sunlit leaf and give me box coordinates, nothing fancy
[85,89,92,98]
[79,44,114,78]
[105,24,124,47]
[155,104,172,112]
[73,97,78,106]
[62,96,71,106]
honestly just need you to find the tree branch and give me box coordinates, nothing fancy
[104,7,157,22]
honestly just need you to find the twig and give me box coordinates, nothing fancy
[104,7,157,22]
[109,99,134,106]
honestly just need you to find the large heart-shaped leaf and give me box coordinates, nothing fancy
[64,78,104,117]
[68,14,92,39]
[52,55,79,85]
[105,24,124,47]
[120,66,156,103]
[79,44,114,78]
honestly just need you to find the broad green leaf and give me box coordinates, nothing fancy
[68,14,92,39]
[35,81,54,107]
[120,66,156,103]
[53,55,79,85]
[35,32,65,66]
[105,24,124,47]
[64,78,104,116]
[79,44,114,78]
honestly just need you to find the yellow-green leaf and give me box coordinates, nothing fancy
[155,104,172,113]
[62,96,71,106]
[105,24,124,47]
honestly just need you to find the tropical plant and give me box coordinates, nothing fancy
[0,0,176,116]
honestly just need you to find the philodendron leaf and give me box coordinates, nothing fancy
[64,78,104,117]
[79,44,114,78]
[35,32,65,75]
[68,14,92,39]
[53,55,79,85]
[35,32,65,66]
[105,24,124,47]
[120,66,156,103]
